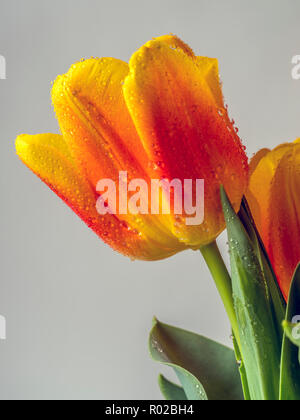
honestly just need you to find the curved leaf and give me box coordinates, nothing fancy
[221,187,281,400]
[158,374,187,400]
[238,198,286,340]
[149,318,243,401]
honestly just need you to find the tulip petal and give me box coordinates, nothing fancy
[267,145,300,300]
[152,35,223,106]
[247,139,300,299]
[52,58,149,186]
[152,34,195,57]
[246,149,272,235]
[247,143,298,242]
[123,36,248,246]
[15,133,182,260]
[51,57,184,251]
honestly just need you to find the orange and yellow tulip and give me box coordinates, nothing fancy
[16,35,248,260]
[247,139,300,300]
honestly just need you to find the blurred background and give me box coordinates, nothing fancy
[0,0,300,400]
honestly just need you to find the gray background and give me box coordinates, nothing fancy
[0,0,299,400]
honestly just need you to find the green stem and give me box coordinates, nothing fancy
[200,241,240,349]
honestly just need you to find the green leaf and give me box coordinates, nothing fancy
[221,187,281,400]
[238,198,286,341]
[280,264,300,400]
[149,318,243,401]
[158,374,187,400]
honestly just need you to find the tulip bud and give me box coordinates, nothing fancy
[16,35,248,260]
[247,139,300,300]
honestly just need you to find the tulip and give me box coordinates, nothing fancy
[247,139,300,300]
[16,35,248,260]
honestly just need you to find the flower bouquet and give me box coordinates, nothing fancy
[15,35,300,401]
